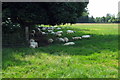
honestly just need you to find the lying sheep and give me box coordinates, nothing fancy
[48,38,54,43]
[48,30,53,32]
[36,28,41,32]
[32,30,36,34]
[56,31,63,34]
[55,33,62,37]
[57,38,65,42]
[51,31,55,34]
[67,30,75,34]
[64,37,69,42]
[72,37,82,40]
[64,42,75,46]
[56,27,61,30]
[49,26,55,30]
[29,39,38,48]
[41,32,48,35]
[82,35,91,38]
[42,27,47,30]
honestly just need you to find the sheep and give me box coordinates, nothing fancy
[38,26,43,29]
[64,37,69,42]
[51,26,55,30]
[30,33,35,37]
[51,31,55,34]
[41,32,48,35]
[32,30,36,34]
[72,37,82,40]
[42,27,47,30]
[67,30,75,34]
[56,33,62,37]
[48,38,54,43]
[29,39,38,48]
[48,30,53,32]
[82,35,91,39]
[36,28,41,32]
[56,31,63,34]
[64,42,75,46]
[56,27,61,30]
[57,38,65,42]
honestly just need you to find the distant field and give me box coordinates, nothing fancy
[2,23,118,78]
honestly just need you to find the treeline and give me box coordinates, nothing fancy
[77,13,120,23]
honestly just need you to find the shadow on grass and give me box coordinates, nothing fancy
[2,31,118,70]
[45,34,118,55]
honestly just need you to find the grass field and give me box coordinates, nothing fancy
[2,23,118,78]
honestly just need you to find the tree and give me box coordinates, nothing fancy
[76,8,89,23]
[2,2,88,27]
[89,16,95,23]
[105,13,112,23]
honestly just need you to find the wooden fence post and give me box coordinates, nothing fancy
[25,26,29,45]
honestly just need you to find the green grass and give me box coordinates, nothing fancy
[2,23,118,78]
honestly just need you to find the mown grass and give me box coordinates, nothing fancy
[2,23,118,78]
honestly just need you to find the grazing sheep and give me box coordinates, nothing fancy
[72,37,82,40]
[29,39,38,48]
[64,42,75,46]
[48,38,54,43]
[64,37,69,42]
[67,30,75,34]
[82,35,91,38]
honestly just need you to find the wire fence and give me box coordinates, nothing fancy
[2,32,27,48]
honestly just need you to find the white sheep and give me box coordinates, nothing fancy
[50,26,55,30]
[56,27,61,30]
[72,37,82,40]
[42,27,47,30]
[67,30,75,34]
[82,35,91,38]
[48,38,54,43]
[29,39,38,48]
[64,42,75,46]
[35,28,41,32]
[32,30,36,34]
[58,38,65,42]
[56,33,62,37]
[56,31,63,34]
[41,32,48,35]
[48,30,53,32]
[64,37,69,42]
[48,27,53,30]
[51,31,55,34]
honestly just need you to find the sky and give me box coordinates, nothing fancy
[87,0,120,18]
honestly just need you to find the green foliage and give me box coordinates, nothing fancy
[2,2,88,27]
[2,24,118,78]
[78,13,120,23]
[2,18,21,34]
